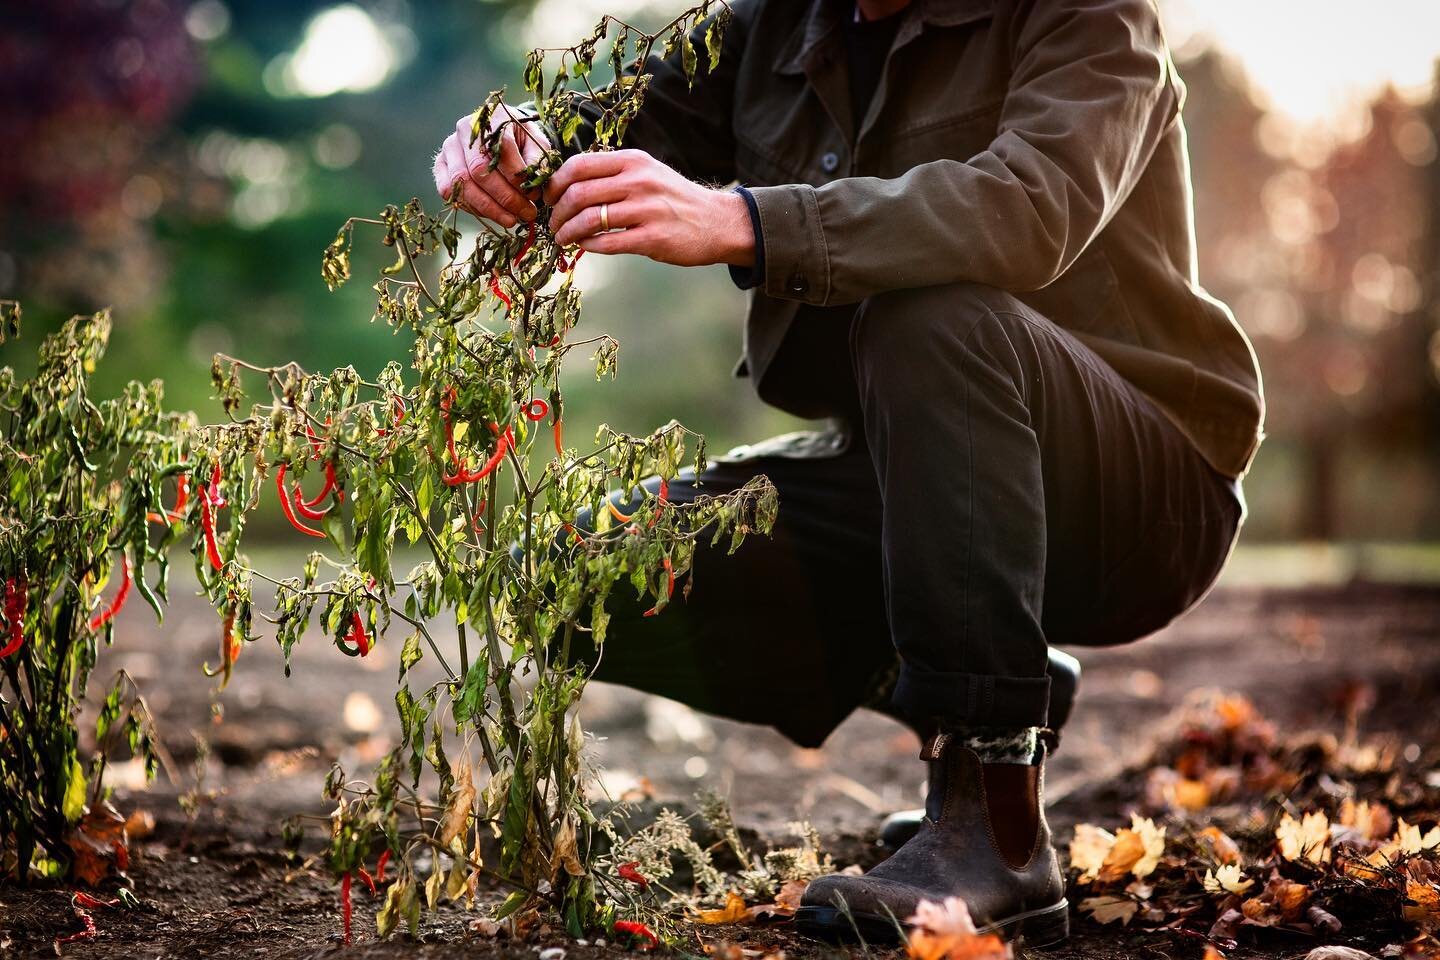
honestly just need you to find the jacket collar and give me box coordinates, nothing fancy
[773,0,996,75]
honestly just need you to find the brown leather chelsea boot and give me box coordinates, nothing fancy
[795,734,1069,947]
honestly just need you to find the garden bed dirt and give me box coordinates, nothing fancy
[3,577,1439,959]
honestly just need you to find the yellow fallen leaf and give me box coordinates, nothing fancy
[1404,880,1440,932]
[1197,826,1242,866]
[1203,865,1254,896]
[1070,824,1117,883]
[1080,895,1138,926]
[695,891,749,925]
[1276,811,1331,865]
[1397,818,1440,856]
[1339,799,1393,842]
[1099,815,1166,883]
[906,898,1012,960]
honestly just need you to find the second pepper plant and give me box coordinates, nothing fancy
[185,0,777,940]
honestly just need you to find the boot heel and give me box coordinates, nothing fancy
[1017,901,1069,948]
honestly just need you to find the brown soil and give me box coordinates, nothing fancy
[3,578,1439,959]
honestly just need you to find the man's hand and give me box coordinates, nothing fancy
[433,106,551,227]
[545,150,755,268]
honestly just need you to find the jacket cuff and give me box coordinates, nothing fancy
[727,186,766,290]
[748,183,829,304]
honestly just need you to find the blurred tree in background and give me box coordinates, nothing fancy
[2,0,1438,541]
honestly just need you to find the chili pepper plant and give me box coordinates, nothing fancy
[0,304,188,882]
[185,1,775,940]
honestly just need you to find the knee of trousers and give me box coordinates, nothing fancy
[849,281,1032,398]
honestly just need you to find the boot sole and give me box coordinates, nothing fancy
[794,898,1069,949]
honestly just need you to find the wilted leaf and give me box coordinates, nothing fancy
[1277,811,1332,865]
[1080,895,1139,926]
[1098,815,1166,883]
[1197,826,1242,866]
[695,890,749,925]
[66,802,129,885]
[1070,824,1117,883]
[1204,864,1255,896]
[1338,799,1394,843]
[906,897,1011,960]
[1404,880,1440,932]
[1397,819,1440,856]
[554,817,584,879]
[438,756,476,847]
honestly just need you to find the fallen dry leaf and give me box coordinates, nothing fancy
[1397,820,1440,857]
[1339,799,1394,844]
[1404,880,1440,932]
[1203,865,1254,896]
[1080,895,1139,926]
[1277,811,1332,865]
[906,897,1011,960]
[695,891,749,926]
[66,801,129,886]
[1197,826,1243,866]
[1070,824,1116,883]
[1098,815,1166,883]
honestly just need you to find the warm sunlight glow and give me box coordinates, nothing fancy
[273,4,402,98]
[1163,0,1440,126]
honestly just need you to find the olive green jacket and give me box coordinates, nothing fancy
[587,0,1265,478]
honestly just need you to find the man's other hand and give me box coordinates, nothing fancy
[545,150,755,268]
[433,106,550,227]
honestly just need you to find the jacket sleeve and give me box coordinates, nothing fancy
[747,0,1182,306]
[560,0,756,184]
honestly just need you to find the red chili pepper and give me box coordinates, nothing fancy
[88,553,132,631]
[556,252,569,273]
[340,871,353,944]
[552,419,564,458]
[613,920,658,949]
[291,461,338,520]
[72,892,119,910]
[54,908,97,949]
[570,248,585,268]
[563,523,583,544]
[643,557,675,618]
[1,576,26,659]
[337,611,371,657]
[617,861,649,889]
[546,335,561,348]
[222,610,241,675]
[147,473,190,525]
[375,849,390,883]
[513,221,537,264]
[605,501,634,524]
[376,395,408,437]
[199,480,224,571]
[444,427,512,486]
[206,462,226,509]
[304,418,330,461]
[490,273,512,310]
[277,464,326,538]
[523,398,549,421]
[356,867,377,896]
[648,479,670,529]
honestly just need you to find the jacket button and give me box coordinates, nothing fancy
[787,272,809,295]
[820,151,839,173]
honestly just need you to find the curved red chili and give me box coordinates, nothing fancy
[88,553,132,631]
[552,419,564,457]
[617,861,649,889]
[337,611,371,657]
[605,500,634,524]
[292,462,338,519]
[147,473,190,526]
[513,221,537,264]
[206,462,226,509]
[490,273,512,310]
[613,920,658,949]
[277,464,326,538]
[642,557,675,618]
[523,398,549,421]
[375,849,390,883]
[199,483,224,571]
[0,576,26,659]
[340,871,353,944]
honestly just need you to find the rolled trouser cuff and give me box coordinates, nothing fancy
[893,664,1052,728]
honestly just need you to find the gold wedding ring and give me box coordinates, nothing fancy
[599,203,610,233]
